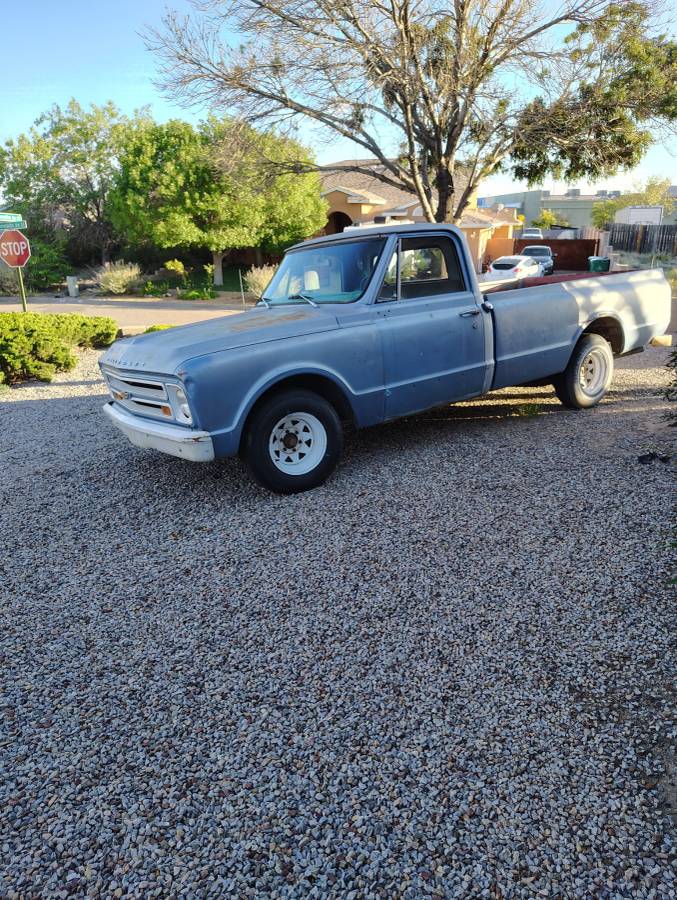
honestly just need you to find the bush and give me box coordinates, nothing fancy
[0,267,18,296]
[144,324,175,333]
[143,280,171,297]
[164,259,187,282]
[0,312,118,384]
[97,260,142,295]
[178,286,217,300]
[244,264,277,299]
[23,239,69,292]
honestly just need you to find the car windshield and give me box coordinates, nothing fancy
[262,238,386,305]
[523,247,549,256]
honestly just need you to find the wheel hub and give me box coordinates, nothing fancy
[578,348,608,396]
[269,412,328,475]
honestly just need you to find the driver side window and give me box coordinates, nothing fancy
[378,235,465,301]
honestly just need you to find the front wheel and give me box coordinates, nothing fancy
[241,389,343,493]
[553,333,614,409]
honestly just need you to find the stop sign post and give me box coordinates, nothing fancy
[0,229,31,312]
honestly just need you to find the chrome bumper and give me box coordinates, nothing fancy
[103,402,215,462]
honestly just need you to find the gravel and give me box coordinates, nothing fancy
[1,347,674,898]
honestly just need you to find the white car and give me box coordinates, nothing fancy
[487,255,543,279]
[521,227,543,239]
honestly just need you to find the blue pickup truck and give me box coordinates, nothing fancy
[100,224,671,493]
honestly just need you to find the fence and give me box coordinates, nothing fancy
[513,238,599,271]
[609,223,677,256]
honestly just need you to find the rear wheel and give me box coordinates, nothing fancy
[553,333,613,409]
[241,389,343,493]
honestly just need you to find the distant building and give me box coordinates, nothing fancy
[477,188,625,227]
[614,206,664,225]
[478,186,677,227]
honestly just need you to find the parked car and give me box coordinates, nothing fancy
[521,227,543,239]
[487,255,543,279]
[101,224,671,494]
[521,245,556,275]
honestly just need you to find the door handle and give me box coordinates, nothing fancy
[459,309,481,317]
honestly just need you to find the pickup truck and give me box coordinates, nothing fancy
[100,224,671,493]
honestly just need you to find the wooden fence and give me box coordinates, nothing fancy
[609,223,677,255]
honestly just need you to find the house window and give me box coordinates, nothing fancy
[378,235,465,301]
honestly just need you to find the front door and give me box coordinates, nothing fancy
[376,233,488,419]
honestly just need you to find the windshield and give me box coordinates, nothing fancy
[523,247,549,256]
[262,238,386,305]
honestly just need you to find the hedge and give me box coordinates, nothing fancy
[0,313,118,384]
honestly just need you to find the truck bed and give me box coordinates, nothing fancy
[482,268,671,389]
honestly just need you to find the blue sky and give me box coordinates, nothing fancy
[1,0,674,196]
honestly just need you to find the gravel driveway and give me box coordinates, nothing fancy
[1,348,674,898]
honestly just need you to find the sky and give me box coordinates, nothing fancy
[1,0,675,198]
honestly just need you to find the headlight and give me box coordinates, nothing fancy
[166,384,193,425]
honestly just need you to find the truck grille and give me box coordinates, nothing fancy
[101,366,172,421]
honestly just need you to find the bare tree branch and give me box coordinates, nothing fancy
[147,0,672,222]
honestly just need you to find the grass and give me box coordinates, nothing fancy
[513,402,543,417]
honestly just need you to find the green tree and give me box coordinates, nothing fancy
[150,0,676,224]
[0,100,139,264]
[109,119,326,284]
[591,176,675,228]
[531,209,568,229]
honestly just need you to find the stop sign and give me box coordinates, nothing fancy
[0,229,31,268]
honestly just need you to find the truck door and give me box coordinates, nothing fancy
[375,233,489,419]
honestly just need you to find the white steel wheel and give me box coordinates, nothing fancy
[578,347,609,397]
[268,412,328,475]
[553,333,614,410]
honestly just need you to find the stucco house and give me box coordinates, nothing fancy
[319,160,517,272]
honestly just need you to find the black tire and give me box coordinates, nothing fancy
[241,389,343,493]
[553,333,614,409]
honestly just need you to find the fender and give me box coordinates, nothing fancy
[570,310,626,359]
[206,363,362,456]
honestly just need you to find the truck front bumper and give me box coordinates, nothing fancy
[103,402,215,462]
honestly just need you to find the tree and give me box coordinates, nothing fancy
[0,100,137,264]
[148,0,676,225]
[591,176,675,228]
[109,119,326,284]
[531,209,563,229]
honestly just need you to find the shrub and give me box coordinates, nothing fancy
[97,260,142,295]
[0,312,118,384]
[143,280,171,297]
[244,264,277,299]
[164,259,187,281]
[178,286,216,300]
[23,238,69,292]
[144,324,175,333]
[0,267,18,296]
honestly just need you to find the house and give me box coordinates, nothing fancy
[320,160,516,272]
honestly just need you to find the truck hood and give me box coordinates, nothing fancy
[100,306,340,374]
